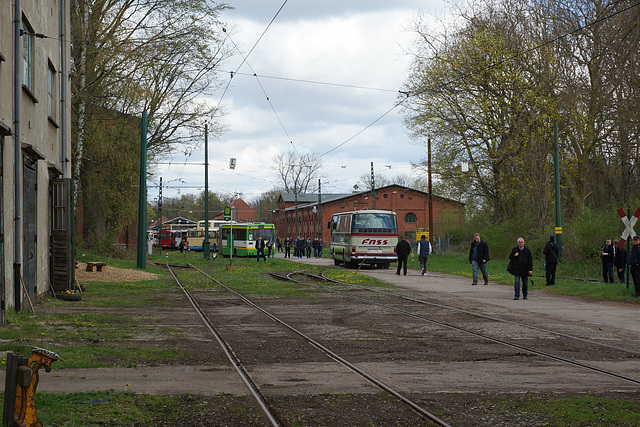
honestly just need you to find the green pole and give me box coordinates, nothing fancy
[203,124,210,259]
[554,121,562,259]
[137,111,148,269]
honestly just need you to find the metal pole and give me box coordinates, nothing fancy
[370,162,375,209]
[203,124,210,259]
[428,138,433,246]
[318,179,322,240]
[136,112,148,269]
[229,209,234,267]
[295,191,299,237]
[626,209,630,289]
[554,121,562,259]
[14,0,23,311]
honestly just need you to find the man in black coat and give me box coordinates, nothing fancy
[543,235,559,286]
[629,236,640,297]
[509,237,533,300]
[613,239,627,284]
[395,235,411,276]
[468,233,490,285]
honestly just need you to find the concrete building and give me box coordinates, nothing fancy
[273,185,464,246]
[0,1,72,320]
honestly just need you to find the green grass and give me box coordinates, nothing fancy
[488,392,640,426]
[407,252,638,301]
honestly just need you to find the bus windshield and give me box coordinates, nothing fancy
[351,213,397,233]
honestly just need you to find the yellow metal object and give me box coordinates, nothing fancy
[416,230,430,241]
[14,348,61,427]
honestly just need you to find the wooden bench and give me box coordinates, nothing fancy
[86,262,107,272]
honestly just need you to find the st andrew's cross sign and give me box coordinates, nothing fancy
[617,207,640,248]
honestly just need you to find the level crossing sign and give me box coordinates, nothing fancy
[616,207,640,248]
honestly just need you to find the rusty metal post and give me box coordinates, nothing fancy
[11,348,61,427]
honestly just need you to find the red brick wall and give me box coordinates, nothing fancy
[272,186,464,246]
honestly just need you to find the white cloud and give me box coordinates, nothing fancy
[154,2,439,200]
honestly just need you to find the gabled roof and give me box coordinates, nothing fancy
[162,216,196,225]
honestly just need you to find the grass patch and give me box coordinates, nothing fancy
[408,253,639,302]
[487,392,640,425]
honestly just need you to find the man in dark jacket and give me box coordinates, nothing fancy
[255,236,267,262]
[543,235,559,286]
[395,235,411,276]
[417,235,432,276]
[601,238,615,283]
[613,239,627,284]
[468,233,489,285]
[509,237,533,300]
[629,236,640,297]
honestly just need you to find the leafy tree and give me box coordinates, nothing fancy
[403,2,558,229]
[71,0,231,245]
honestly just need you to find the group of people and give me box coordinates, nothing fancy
[258,230,640,299]
[256,236,323,261]
[601,236,640,297]
[395,234,433,276]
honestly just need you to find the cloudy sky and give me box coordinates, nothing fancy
[154,0,446,201]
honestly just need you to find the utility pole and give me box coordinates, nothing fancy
[318,179,322,240]
[428,138,433,246]
[370,162,375,209]
[203,123,210,259]
[553,121,562,259]
[136,112,148,269]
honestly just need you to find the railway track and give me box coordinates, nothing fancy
[165,263,451,427]
[271,270,640,387]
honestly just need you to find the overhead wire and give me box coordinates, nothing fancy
[212,0,289,118]
[319,0,640,158]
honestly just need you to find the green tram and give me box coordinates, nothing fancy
[219,223,276,257]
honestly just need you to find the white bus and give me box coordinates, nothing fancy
[329,210,398,269]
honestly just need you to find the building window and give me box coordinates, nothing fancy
[405,212,416,224]
[22,18,34,90]
[48,61,56,119]
[383,194,388,198]
[400,194,405,199]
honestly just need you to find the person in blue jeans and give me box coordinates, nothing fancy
[255,236,267,262]
[600,238,615,283]
[509,237,533,300]
[468,233,490,285]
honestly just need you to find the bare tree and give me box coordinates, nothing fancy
[274,151,324,194]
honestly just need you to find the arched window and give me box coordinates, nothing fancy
[405,212,416,224]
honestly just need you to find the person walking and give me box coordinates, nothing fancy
[395,235,411,276]
[255,236,267,263]
[305,237,312,258]
[509,237,533,300]
[416,235,432,276]
[284,237,291,258]
[295,236,304,259]
[266,238,273,258]
[629,236,640,297]
[613,239,627,284]
[543,235,559,286]
[601,238,615,283]
[468,233,489,285]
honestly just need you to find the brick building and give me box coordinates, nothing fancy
[272,185,464,245]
